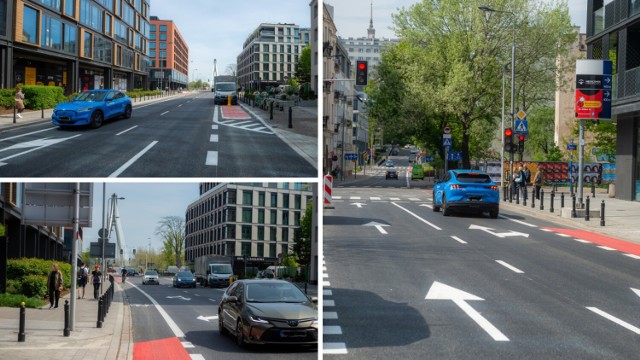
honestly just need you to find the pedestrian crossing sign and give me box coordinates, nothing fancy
[442,137,452,147]
[515,119,528,134]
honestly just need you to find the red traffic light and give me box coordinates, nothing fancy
[518,134,525,141]
[504,128,513,137]
[358,62,366,70]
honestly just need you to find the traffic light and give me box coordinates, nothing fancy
[356,61,368,86]
[504,128,514,153]
[517,134,525,153]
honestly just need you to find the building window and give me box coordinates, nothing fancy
[22,6,40,45]
[36,0,61,10]
[104,13,112,37]
[242,208,252,223]
[149,32,155,40]
[270,227,277,241]
[241,242,251,256]
[41,13,62,50]
[243,190,252,205]
[294,211,301,226]
[159,24,167,32]
[64,0,76,18]
[270,192,277,207]
[160,33,167,40]
[80,0,103,31]
[257,226,264,240]
[282,211,289,225]
[63,23,77,53]
[83,30,93,58]
[294,195,301,209]
[283,194,289,208]
[258,209,265,224]
[150,24,156,32]
[257,243,264,257]
[281,228,289,242]
[270,209,277,224]
[258,191,265,206]
[241,225,251,240]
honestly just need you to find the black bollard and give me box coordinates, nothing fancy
[270,101,273,120]
[42,101,44,118]
[523,190,527,206]
[550,191,555,213]
[591,183,596,198]
[585,196,590,221]
[64,300,70,337]
[515,187,519,205]
[570,182,574,196]
[503,185,507,202]
[540,189,544,210]
[572,195,577,218]
[18,302,26,342]
[97,297,103,328]
[509,185,513,203]
[600,200,605,226]
[13,103,16,124]
[288,107,293,128]
[561,192,565,209]
[531,190,535,208]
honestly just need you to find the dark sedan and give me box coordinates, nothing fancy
[172,270,196,288]
[386,169,398,179]
[218,279,318,347]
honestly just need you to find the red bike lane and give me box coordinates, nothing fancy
[546,228,640,257]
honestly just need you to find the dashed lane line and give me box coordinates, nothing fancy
[451,236,467,244]
[496,260,525,274]
[587,307,640,335]
[109,141,158,177]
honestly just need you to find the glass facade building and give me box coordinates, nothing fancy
[0,0,151,93]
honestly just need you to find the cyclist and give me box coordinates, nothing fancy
[121,267,127,284]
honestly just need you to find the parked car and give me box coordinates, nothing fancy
[52,90,132,128]
[411,164,425,180]
[173,270,196,288]
[432,169,500,218]
[218,279,317,347]
[142,270,159,285]
[386,169,398,179]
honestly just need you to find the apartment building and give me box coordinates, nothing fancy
[148,16,188,90]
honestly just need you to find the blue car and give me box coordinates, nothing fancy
[173,270,197,288]
[433,169,500,218]
[52,90,132,128]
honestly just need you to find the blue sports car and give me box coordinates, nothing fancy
[433,169,500,218]
[52,90,132,128]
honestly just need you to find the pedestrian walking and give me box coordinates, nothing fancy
[91,264,102,300]
[534,167,544,200]
[47,263,63,309]
[523,163,531,200]
[515,166,525,200]
[76,263,89,299]
[15,87,25,118]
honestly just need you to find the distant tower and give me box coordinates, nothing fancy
[367,0,375,40]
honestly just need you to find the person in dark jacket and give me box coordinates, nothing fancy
[47,263,63,309]
[91,265,103,300]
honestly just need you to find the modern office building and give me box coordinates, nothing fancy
[184,183,315,274]
[148,16,188,90]
[237,23,310,90]
[310,0,319,94]
[586,0,640,201]
[0,0,152,93]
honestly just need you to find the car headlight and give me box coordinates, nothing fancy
[76,107,93,112]
[312,318,319,325]
[249,315,269,324]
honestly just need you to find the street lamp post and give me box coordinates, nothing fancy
[480,5,516,179]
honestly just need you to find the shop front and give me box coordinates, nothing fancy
[13,53,73,93]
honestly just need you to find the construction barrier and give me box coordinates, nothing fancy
[324,174,333,208]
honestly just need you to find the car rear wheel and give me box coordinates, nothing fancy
[442,195,451,216]
[489,209,499,219]
[236,319,246,347]
[432,192,440,212]
[123,105,132,119]
[90,111,104,129]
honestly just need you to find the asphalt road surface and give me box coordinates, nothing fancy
[323,182,640,359]
[123,275,317,359]
[0,92,316,177]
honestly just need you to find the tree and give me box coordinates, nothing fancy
[295,45,311,84]
[526,106,556,160]
[155,216,185,268]
[292,201,313,268]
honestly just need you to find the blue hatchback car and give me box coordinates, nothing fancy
[173,270,197,288]
[433,169,500,218]
[52,90,132,128]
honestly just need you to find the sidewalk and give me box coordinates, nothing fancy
[239,99,318,167]
[0,91,191,131]
[0,278,131,360]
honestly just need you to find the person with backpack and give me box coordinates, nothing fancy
[91,264,102,300]
[76,263,89,299]
[522,163,531,200]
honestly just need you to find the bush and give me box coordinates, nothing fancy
[21,85,67,109]
[7,258,72,297]
[0,89,16,109]
[0,293,46,308]
[21,274,48,298]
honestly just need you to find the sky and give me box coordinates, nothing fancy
[80,183,200,260]
[326,0,588,39]
[148,0,312,84]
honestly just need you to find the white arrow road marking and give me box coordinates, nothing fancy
[392,202,441,230]
[166,295,191,301]
[363,221,389,234]
[426,281,509,341]
[0,135,82,166]
[350,202,366,208]
[587,307,640,335]
[469,224,529,238]
[632,288,640,299]
[498,215,537,227]
[197,315,219,322]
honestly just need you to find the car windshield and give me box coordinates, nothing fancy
[145,270,157,276]
[215,83,235,91]
[455,172,492,183]
[211,264,232,274]
[177,271,193,277]
[74,91,106,102]
[246,282,308,303]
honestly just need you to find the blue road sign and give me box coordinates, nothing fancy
[515,119,528,134]
[447,151,462,161]
[424,156,434,163]
[344,153,358,160]
[443,137,452,147]
[567,144,577,150]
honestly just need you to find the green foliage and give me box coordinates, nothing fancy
[0,89,16,109]
[126,90,162,99]
[545,145,564,161]
[20,275,48,298]
[584,120,617,162]
[156,216,185,268]
[527,106,556,160]
[0,293,46,308]
[21,85,67,109]
[7,258,72,298]
[295,45,311,84]
[292,201,313,267]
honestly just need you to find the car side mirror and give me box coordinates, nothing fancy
[309,296,318,304]
[226,296,239,303]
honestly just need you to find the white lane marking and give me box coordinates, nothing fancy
[557,233,571,238]
[129,283,184,337]
[109,141,158,177]
[496,260,525,274]
[323,280,330,287]
[333,196,342,200]
[324,300,335,307]
[205,151,218,166]
[323,343,348,354]
[208,298,217,302]
[451,236,467,244]
[623,254,640,259]
[587,307,640,335]
[499,215,538,227]
[350,196,361,200]
[182,341,194,348]
[0,135,82,166]
[324,311,338,319]
[324,326,343,335]
[409,198,420,201]
[370,197,381,200]
[0,127,56,143]
[178,104,183,108]
[323,289,333,296]
[232,120,253,126]
[160,111,169,116]
[420,204,434,209]
[190,355,206,360]
[196,315,218,322]
[391,202,442,230]
[574,238,590,243]
[597,246,616,251]
[212,125,218,130]
[213,105,218,123]
[390,197,401,201]
[540,228,553,232]
[116,125,138,136]
[210,134,218,142]
[323,273,329,278]
[455,298,510,341]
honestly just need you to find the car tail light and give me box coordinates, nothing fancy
[450,184,461,190]
[490,186,499,191]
